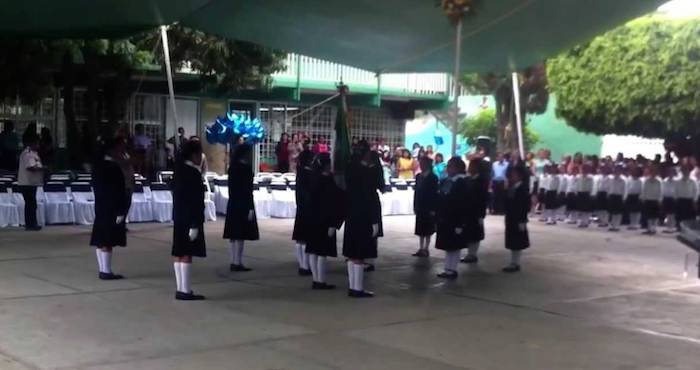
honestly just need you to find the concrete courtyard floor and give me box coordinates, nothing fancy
[1,215,700,369]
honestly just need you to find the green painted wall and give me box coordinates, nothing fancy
[528,96,602,160]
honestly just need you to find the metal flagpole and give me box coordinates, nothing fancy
[451,17,463,157]
[160,25,179,151]
[511,72,525,159]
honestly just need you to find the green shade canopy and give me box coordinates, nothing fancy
[0,0,665,73]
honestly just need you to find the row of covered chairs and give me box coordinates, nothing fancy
[0,181,218,228]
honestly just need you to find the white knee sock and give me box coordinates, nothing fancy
[648,219,658,233]
[610,214,622,229]
[308,254,319,282]
[180,262,191,293]
[96,249,104,273]
[418,237,425,250]
[317,256,327,283]
[630,212,641,228]
[173,262,182,292]
[101,251,112,274]
[598,211,608,225]
[424,236,432,250]
[352,263,364,291]
[229,240,238,264]
[666,214,676,230]
[444,250,460,272]
[510,250,522,266]
[295,243,309,269]
[347,261,355,290]
[236,240,245,265]
[579,212,590,226]
[467,243,480,257]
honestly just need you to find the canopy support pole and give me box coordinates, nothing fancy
[160,25,179,151]
[511,72,525,159]
[451,18,463,157]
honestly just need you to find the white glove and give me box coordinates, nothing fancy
[518,223,527,232]
[188,228,198,241]
[115,216,124,224]
[248,209,254,221]
[371,224,379,237]
[455,227,463,235]
[327,227,336,237]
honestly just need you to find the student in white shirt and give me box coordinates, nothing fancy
[594,166,611,228]
[543,165,560,225]
[641,165,662,235]
[556,164,568,222]
[607,166,627,231]
[625,166,643,230]
[538,170,550,222]
[565,166,580,224]
[675,164,699,230]
[576,164,595,228]
[661,166,677,233]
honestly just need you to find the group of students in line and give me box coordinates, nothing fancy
[533,160,699,234]
[410,155,531,278]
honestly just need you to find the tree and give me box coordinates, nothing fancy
[134,25,286,95]
[547,16,700,138]
[460,108,539,150]
[461,63,549,153]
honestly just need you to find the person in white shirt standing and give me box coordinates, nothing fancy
[661,166,677,233]
[625,166,643,230]
[594,166,612,228]
[556,164,568,222]
[576,164,595,228]
[543,165,560,225]
[607,166,627,231]
[675,164,698,230]
[565,166,580,224]
[641,165,663,235]
[16,135,44,231]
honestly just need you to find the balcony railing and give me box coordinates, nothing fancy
[272,53,451,97]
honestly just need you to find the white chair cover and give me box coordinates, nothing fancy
[253,186,272,219]
[269,183,296,218]
[43,185,76,224]
[71,188,95,225]
[390,181,414,215]
[380,189,393,216]
[0,192,20,227]
[214,185,229,215]
[203,183,217,222]
[151,188,173,223]
[128,186,154,223]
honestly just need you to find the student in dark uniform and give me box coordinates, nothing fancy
[343,141,382,298]
[363,149,385,272]
[435,157,468,279]
[292,149,315,276]
[461,157,489,264]
[171,140,206,301]
[90,137,128,280]
[306,153,345,290]
[223,143,259,271]
[503,164,531,273]
[412,157,438,257]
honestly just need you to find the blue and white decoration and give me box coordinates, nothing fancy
[205,112,265,145]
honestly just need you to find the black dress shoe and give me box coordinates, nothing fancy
[175,291,206,301]
[298,268,312,276]
[312,282,336,290]
[437,271,458,280]
[99,272,125,280]
[502,264,521,273]
[364,264,375,272]
[460,255,479,264]
[348,289,374,298]
[411,250,429,257]
[25,225,42,231]
[230,264,252,272]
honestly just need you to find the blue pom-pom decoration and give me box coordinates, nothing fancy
[205,112,265,145]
